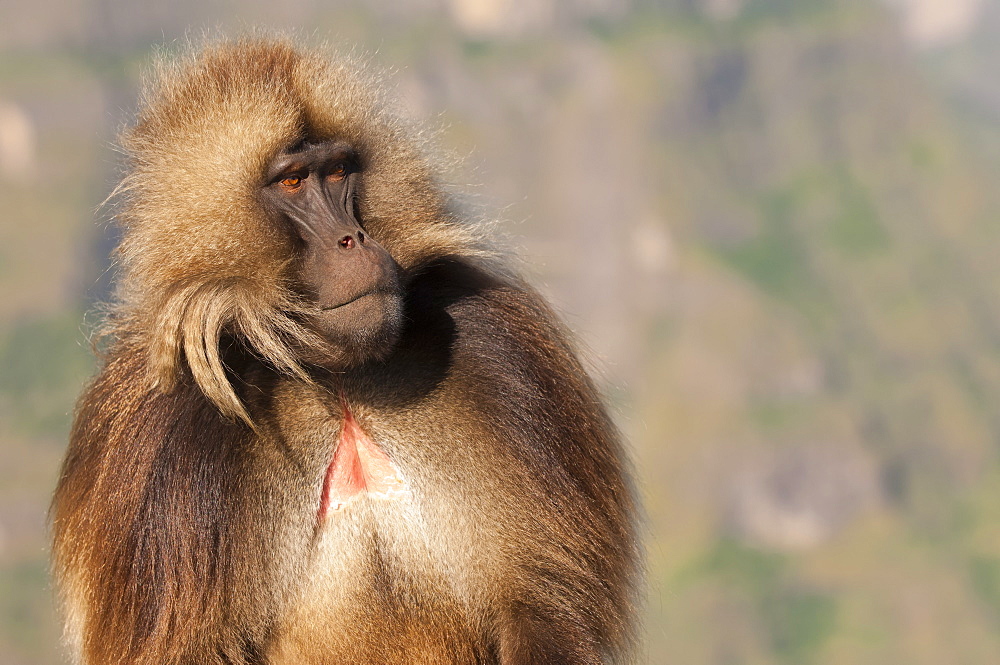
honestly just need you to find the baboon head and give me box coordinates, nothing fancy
[113,39,484,422]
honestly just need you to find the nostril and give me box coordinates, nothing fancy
[338,235,355,249]
[357,231,365,244]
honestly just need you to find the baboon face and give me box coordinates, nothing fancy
[260,140,403,368]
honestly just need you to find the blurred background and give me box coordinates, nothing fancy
[2,0,1000,663]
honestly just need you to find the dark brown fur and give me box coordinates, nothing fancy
[51,38,639,665]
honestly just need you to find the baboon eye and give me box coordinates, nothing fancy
[280,175,303,189]
[328,161,349,181]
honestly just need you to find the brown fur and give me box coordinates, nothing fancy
[51,38,639,664]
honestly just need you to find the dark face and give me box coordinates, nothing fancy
[260,141,403,368]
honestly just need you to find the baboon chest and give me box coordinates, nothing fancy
[271,479,483,664]
[318,404,410,515]
[267,404,485,662]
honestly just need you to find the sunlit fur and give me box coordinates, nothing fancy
[52,37,639,665]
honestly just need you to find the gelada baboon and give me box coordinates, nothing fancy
[51,38,639,665]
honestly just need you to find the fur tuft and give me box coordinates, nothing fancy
[145,278,320,425]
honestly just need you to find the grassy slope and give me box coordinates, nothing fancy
[627,6,1000,664]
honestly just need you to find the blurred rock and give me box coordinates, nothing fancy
[448,0,556,36]
[701,0,746,21]
[0,102,37,183]
[630,215,676,276]
[883,0,984,47]
[726,443,881,551]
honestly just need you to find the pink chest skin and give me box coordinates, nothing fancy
[319,404,408,517]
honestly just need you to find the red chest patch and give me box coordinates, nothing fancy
[319,403,408,518]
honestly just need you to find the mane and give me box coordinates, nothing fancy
[107,37,490,423]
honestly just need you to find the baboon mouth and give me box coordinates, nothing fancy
[321,292,371,310]
[320,286,398,311]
